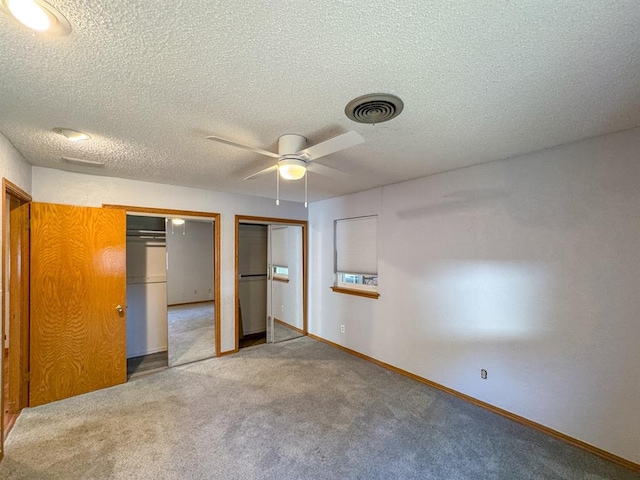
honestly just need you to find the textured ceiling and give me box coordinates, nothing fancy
[1,0,639,202]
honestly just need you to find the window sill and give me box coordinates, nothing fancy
[273,276,290,283]
[330,286,380,299]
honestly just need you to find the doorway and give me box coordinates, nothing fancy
[117,206,220,379]
[1,179,30,454]
[235,216,307,350]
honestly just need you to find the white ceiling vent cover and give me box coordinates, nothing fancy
[345,94,404,124]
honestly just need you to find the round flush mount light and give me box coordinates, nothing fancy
[53,127,90,141]
[1,0,71,35]
[278,158,307,180]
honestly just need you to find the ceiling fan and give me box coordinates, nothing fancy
[206,131,364,206]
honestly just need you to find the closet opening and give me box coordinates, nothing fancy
[125,215,168,379]
[121,209,219,380]
[236,216,307,351]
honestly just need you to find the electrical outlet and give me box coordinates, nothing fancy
[340,325,345,334]
[481,369,488,379]
[281,305,284,312]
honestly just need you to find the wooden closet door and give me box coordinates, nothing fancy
[30,203,126,407]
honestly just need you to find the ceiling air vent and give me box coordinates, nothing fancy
[345,93,404,124]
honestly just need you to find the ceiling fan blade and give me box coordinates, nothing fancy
[307,163,345,178]
[244,164,278,180]
[299,131,364,161]
[206,135,280,159]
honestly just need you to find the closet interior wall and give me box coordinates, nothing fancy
[125,216,167,359]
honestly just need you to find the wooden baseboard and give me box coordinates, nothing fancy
[274,318,305,335]
[307,333,639,473]
[2,412,19,442]
[168,300,214,307]
[217,348,238,357]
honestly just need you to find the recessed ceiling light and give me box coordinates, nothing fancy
[53,127,90,141]
[0,0,71,35]
[62,156,104,167]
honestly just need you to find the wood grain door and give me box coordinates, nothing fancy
[29,203,127,407]
[5,200,30,422]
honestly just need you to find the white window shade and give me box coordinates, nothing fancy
[270,226,288,267]
[335,216,377,275]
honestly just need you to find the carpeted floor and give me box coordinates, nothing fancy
[167,302,216,366]
[273,321,303,343]
[126,351,168,379]
[0,337,637,480]
[239,322,304,349]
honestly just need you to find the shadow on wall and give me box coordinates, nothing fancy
[397,188,508,220]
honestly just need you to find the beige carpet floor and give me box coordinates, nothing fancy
[167,302,216,366]
[0,336,637,480]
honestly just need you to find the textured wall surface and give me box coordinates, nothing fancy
[309,127,640,463]
[32,167,307,353]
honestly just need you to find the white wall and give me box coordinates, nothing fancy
[308,127,640,463]
[126,239,168,357]
[167,219,214,305]
[0,133,31,194]
[31,167,307,353]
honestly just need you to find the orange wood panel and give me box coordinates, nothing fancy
[6,200,29,417]
[29,203,127,407]
[17,202,30,410]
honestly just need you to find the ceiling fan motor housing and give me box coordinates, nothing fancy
[278,134,307,155]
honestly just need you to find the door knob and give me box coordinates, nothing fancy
[115,305,124,313]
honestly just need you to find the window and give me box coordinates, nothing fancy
[271,227,289,282]
[332,215,379,299]
[272,265,289,282]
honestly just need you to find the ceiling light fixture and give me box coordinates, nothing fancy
[62,156,104,167]
[170,218,186,235]
[278,158,307,180]
[1,0,71,35]
[53,127,90,141]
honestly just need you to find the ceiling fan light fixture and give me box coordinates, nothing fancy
[1,0,71,35]
[278,159,307,180]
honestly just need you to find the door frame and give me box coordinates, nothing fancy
[104,205,221,356]
[1,178,31,461]
[235,215,308,352]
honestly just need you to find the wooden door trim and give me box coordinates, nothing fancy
[104,204,221,356]
[103,205,219,219]
[234,215,308,353]
[2,179,31,203]
[1,178,31,462]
